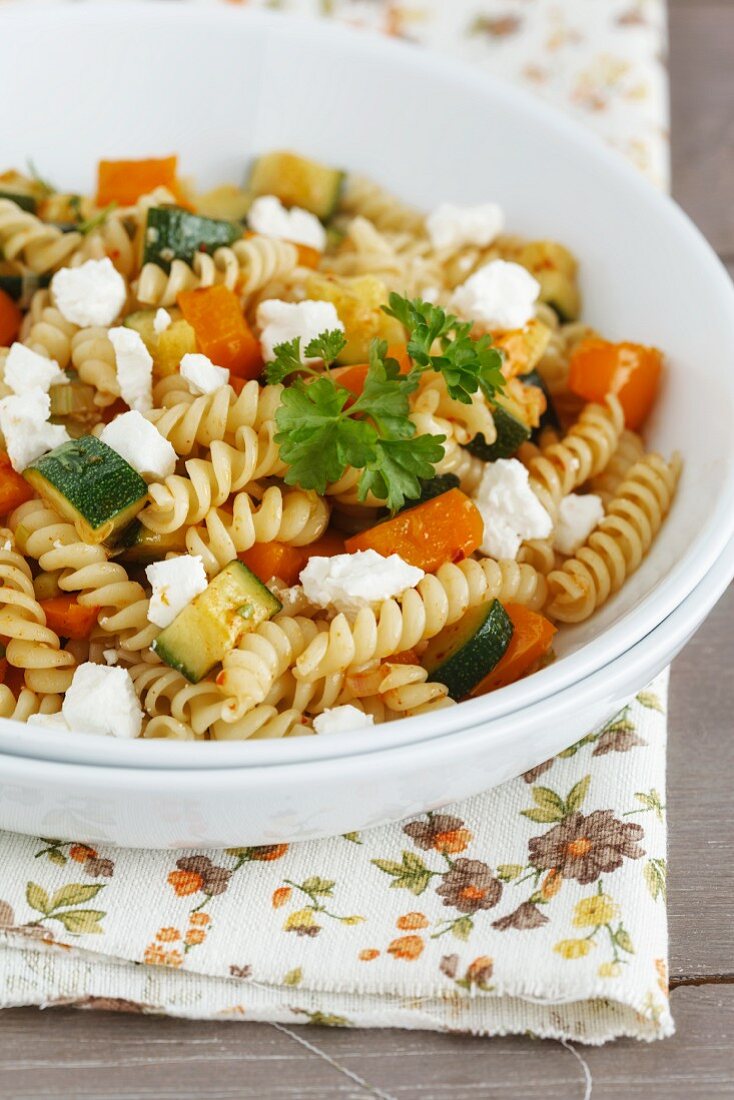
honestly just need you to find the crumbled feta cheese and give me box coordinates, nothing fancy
[0,390,70,471]
[27,711,71,732]
[100,409,176,480]
[145,554,208,629]
[313,704,375,735]
[300,550,424,615]
[452,259,540,331]
[108,327,153,412]
[249,195,326,251]
[62,663,143,739]
[554,493,604,556]
[180,353,230,395]
[102,649,119,666]
[3,343,67,394]
[153,308,172,334]
[257,299,344,363]
[473,458,552,560]
[51,257,127,327]
[426,201,505,253]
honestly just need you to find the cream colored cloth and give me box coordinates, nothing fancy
[0,0,672,1042]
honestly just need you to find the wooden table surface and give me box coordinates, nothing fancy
[1,3,732,1096]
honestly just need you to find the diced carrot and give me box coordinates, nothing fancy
[239,531,345,586]
[345,488,484,573]
[177,285,263,380]
[295,243,322,269]
[99,398,130,424]
[0,452,35,514]
[568,338,662,430]
[4,663,24,695]
[228,375,247,396]
[330,344,412,398]
[471,604,556,696]
[96,155,190,208]
[0,288,22,346]
[39,595,100,640]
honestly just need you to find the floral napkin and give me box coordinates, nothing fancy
[0,0,672,1043]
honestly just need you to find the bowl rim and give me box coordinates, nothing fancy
[3,1,734,768]
[0,529,730,789]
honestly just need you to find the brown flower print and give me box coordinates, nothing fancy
[440,954,459,979]
[229,964,252,979]
[528,811,645,885]
[403,814,471,855]
[522,759,554,784]
[593,726,647,755]
[250,844,289,862]
[0,901,14,927]
[492,901,549,931]
[168,856,232,898]
[465,956,494,986]
[435,859,503,914]
[470,14,523,39]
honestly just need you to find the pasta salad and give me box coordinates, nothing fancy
[0,151,680,740]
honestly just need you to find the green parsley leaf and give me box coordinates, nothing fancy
[76,201,117,237]
[303,329,347,367]
[265,338,306,385]
[359,433,446,513]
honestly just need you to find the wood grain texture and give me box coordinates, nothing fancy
[0,985,732,1099]
[0,3,732,1096]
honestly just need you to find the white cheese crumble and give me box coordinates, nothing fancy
[145,554,208,629]
[426,201,505,253]
[249,195,327,251]
[473,458,553,560]
[153,308,172,334]
[180,353,230,395]
[554,493,604,556]
[62,663,143,739]
[27,711,71,732]
[257,299,344,363]
[452,259,540,331]
[313,704,375,735]
[0,389,70,472]
[100,409,176,481]
[51,257,127,328]
[108,327,153,412]
[300,550,424,616]
[102,649,119,666]
[3,343,67,394]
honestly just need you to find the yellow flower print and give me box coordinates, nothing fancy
[283,907,321,936]
[340,915,365,925]
[572,893,619,928]
[598,961,622,978]
[554,938,594,960]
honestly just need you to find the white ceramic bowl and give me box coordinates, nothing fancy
[0,3,733,844]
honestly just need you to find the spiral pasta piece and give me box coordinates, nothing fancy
[0,538,76,694]
[210,703,306,741]
[231,235,300,300]
[545,453,680,622]
[146,381,284,455]
[589,429,646,506]
[128,661,227,737]
[412,372,496,446]
[0,199,82,274]
[18,290,78,369]
[69,212,138,279]
[343,661,453,716]
[526,395,625,519]
[0,684,61,723]
[135,247,239,307]
[340,176,426,236]
[70,326,121,405]
[295,557,547,681]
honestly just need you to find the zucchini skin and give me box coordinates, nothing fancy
[143,207,241,272]
[465,403,530,462]
[249,152,344,221]
[423,599,514,701]
[0,190,37,213]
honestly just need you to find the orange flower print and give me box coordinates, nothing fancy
[396,912,428,931]
[69,844,97,863]
[540,869,563,900]
[168,869,205,897]
[465,956,494,984]
[272,886,292,909]
[143,944,183,968]
[655,958,669,997]
[155,927,181,943]
[433,828,472,855]
[359,948,380,962]
[250,844,289,862]
[404,814,473,855]
[189,912,211,928]
[185,928,206,946]
[387,934,424,960]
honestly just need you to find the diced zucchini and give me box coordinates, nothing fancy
[24,436,148,545]
[33,570,63,601]
[153,560,282,683]
[305,273,404,364]
[521,368,561,437]
[422,599,514,701]
[465,393,531,462]
[0,188,37,213]
[142,207,241,272]
[398,474,460,512]
[0,261,49,307]
[537,271,581,323]
[518,241,581,322]
[112,520,188,564]
[124,308,197,377]
[249,151,344,221]
[49,380,97,419]
[195,185,252,222]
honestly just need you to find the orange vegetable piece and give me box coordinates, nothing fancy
[96,155,190,208]
[295,243,322,269]
[39,595,100,640]
[471,604,556,696]
[239,531,344,587]
[330,344,411,398]
[177,285,263,380]
[0,289,21,346]
[0,452,35,514]
[568,338,662,430]
[0,655,6,685]
[345,488,483,573]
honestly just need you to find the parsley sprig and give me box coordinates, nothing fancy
[265,293,506,512]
